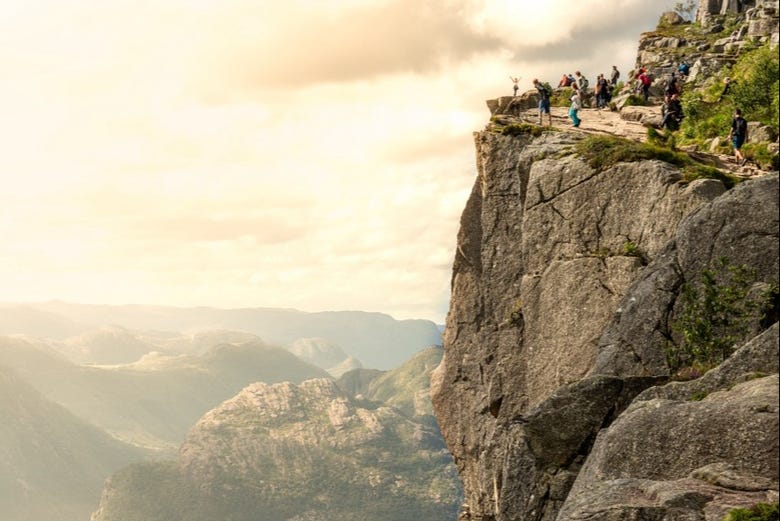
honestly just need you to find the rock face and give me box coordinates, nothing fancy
[431,119,779,520]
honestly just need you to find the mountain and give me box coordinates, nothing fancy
[58,325,162,364]
[286,337,362,376]
[90,378,462,521]
[0,335,328,451]
[0,302,442,369]
[0,304,84,338]
[0,366,147,521]
[364,346,443,420]
[432,5,779,520]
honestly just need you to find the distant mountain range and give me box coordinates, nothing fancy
[0,335,328,452]
[0,304,451,521]
[0,302,442,369]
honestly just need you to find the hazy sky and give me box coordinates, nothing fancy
[0,0,678,323]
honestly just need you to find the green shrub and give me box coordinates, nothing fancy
[679,43,779,145]
[551,87,573,108]
[668,258,777,375]
[647,127,676,149]
[730,45,780,133]
[725,502,779,521]
[621,241,641,257]
[742,143,780,171]
[623,94,648,107]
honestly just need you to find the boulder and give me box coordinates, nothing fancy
[660,11,686,26]
[748,122,778,143]
[558,374,779,521]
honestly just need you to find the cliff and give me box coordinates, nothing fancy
[431,16,779,515]
[432,118,778,520]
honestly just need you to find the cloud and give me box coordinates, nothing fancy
[193,0,502,93]
[507,2,678,66]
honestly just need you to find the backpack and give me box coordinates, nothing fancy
[580,76,589,89]
[734,117,747,136]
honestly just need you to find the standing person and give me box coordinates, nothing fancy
[510,76,521,96]
[596,74,609,109]
[574,71,589,107]
[638,69,652,102]
[728,108,749,165]
[610,65,620,86]
[718,77,732,102]
[661,94,683,131]
[569,85,582,127]
[533,79,553,126]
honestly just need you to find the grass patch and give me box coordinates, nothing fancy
[742,143,780,171]
[500,123,546,137]
[681,164,738,189]
[573,134,739,187]
[689,390,709,401]
[725,502,779,521]
[574,135,688,170]
[622,241,643,258]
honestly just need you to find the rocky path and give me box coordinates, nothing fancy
[511,104,767,178]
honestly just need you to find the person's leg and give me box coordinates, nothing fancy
[733,136,745,162]
[543,100,551,126]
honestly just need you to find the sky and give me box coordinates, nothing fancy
[0,0,679,323]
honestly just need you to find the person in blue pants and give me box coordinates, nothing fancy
[569,85,582,127]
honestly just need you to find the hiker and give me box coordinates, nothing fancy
[569,84,582,128]
[574,71,590,107]
[595,74,609,109]
[510,76,521,96]
[664,73,679,98]
[718,77,732,102]
[533,79,553,126]
[638,69,652,102]
[661,94,684,131]
[677,60,690,79]
[728,108,749,165]
[558,73,573,88]
[610,65,620,86]
[574,71,589,92]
